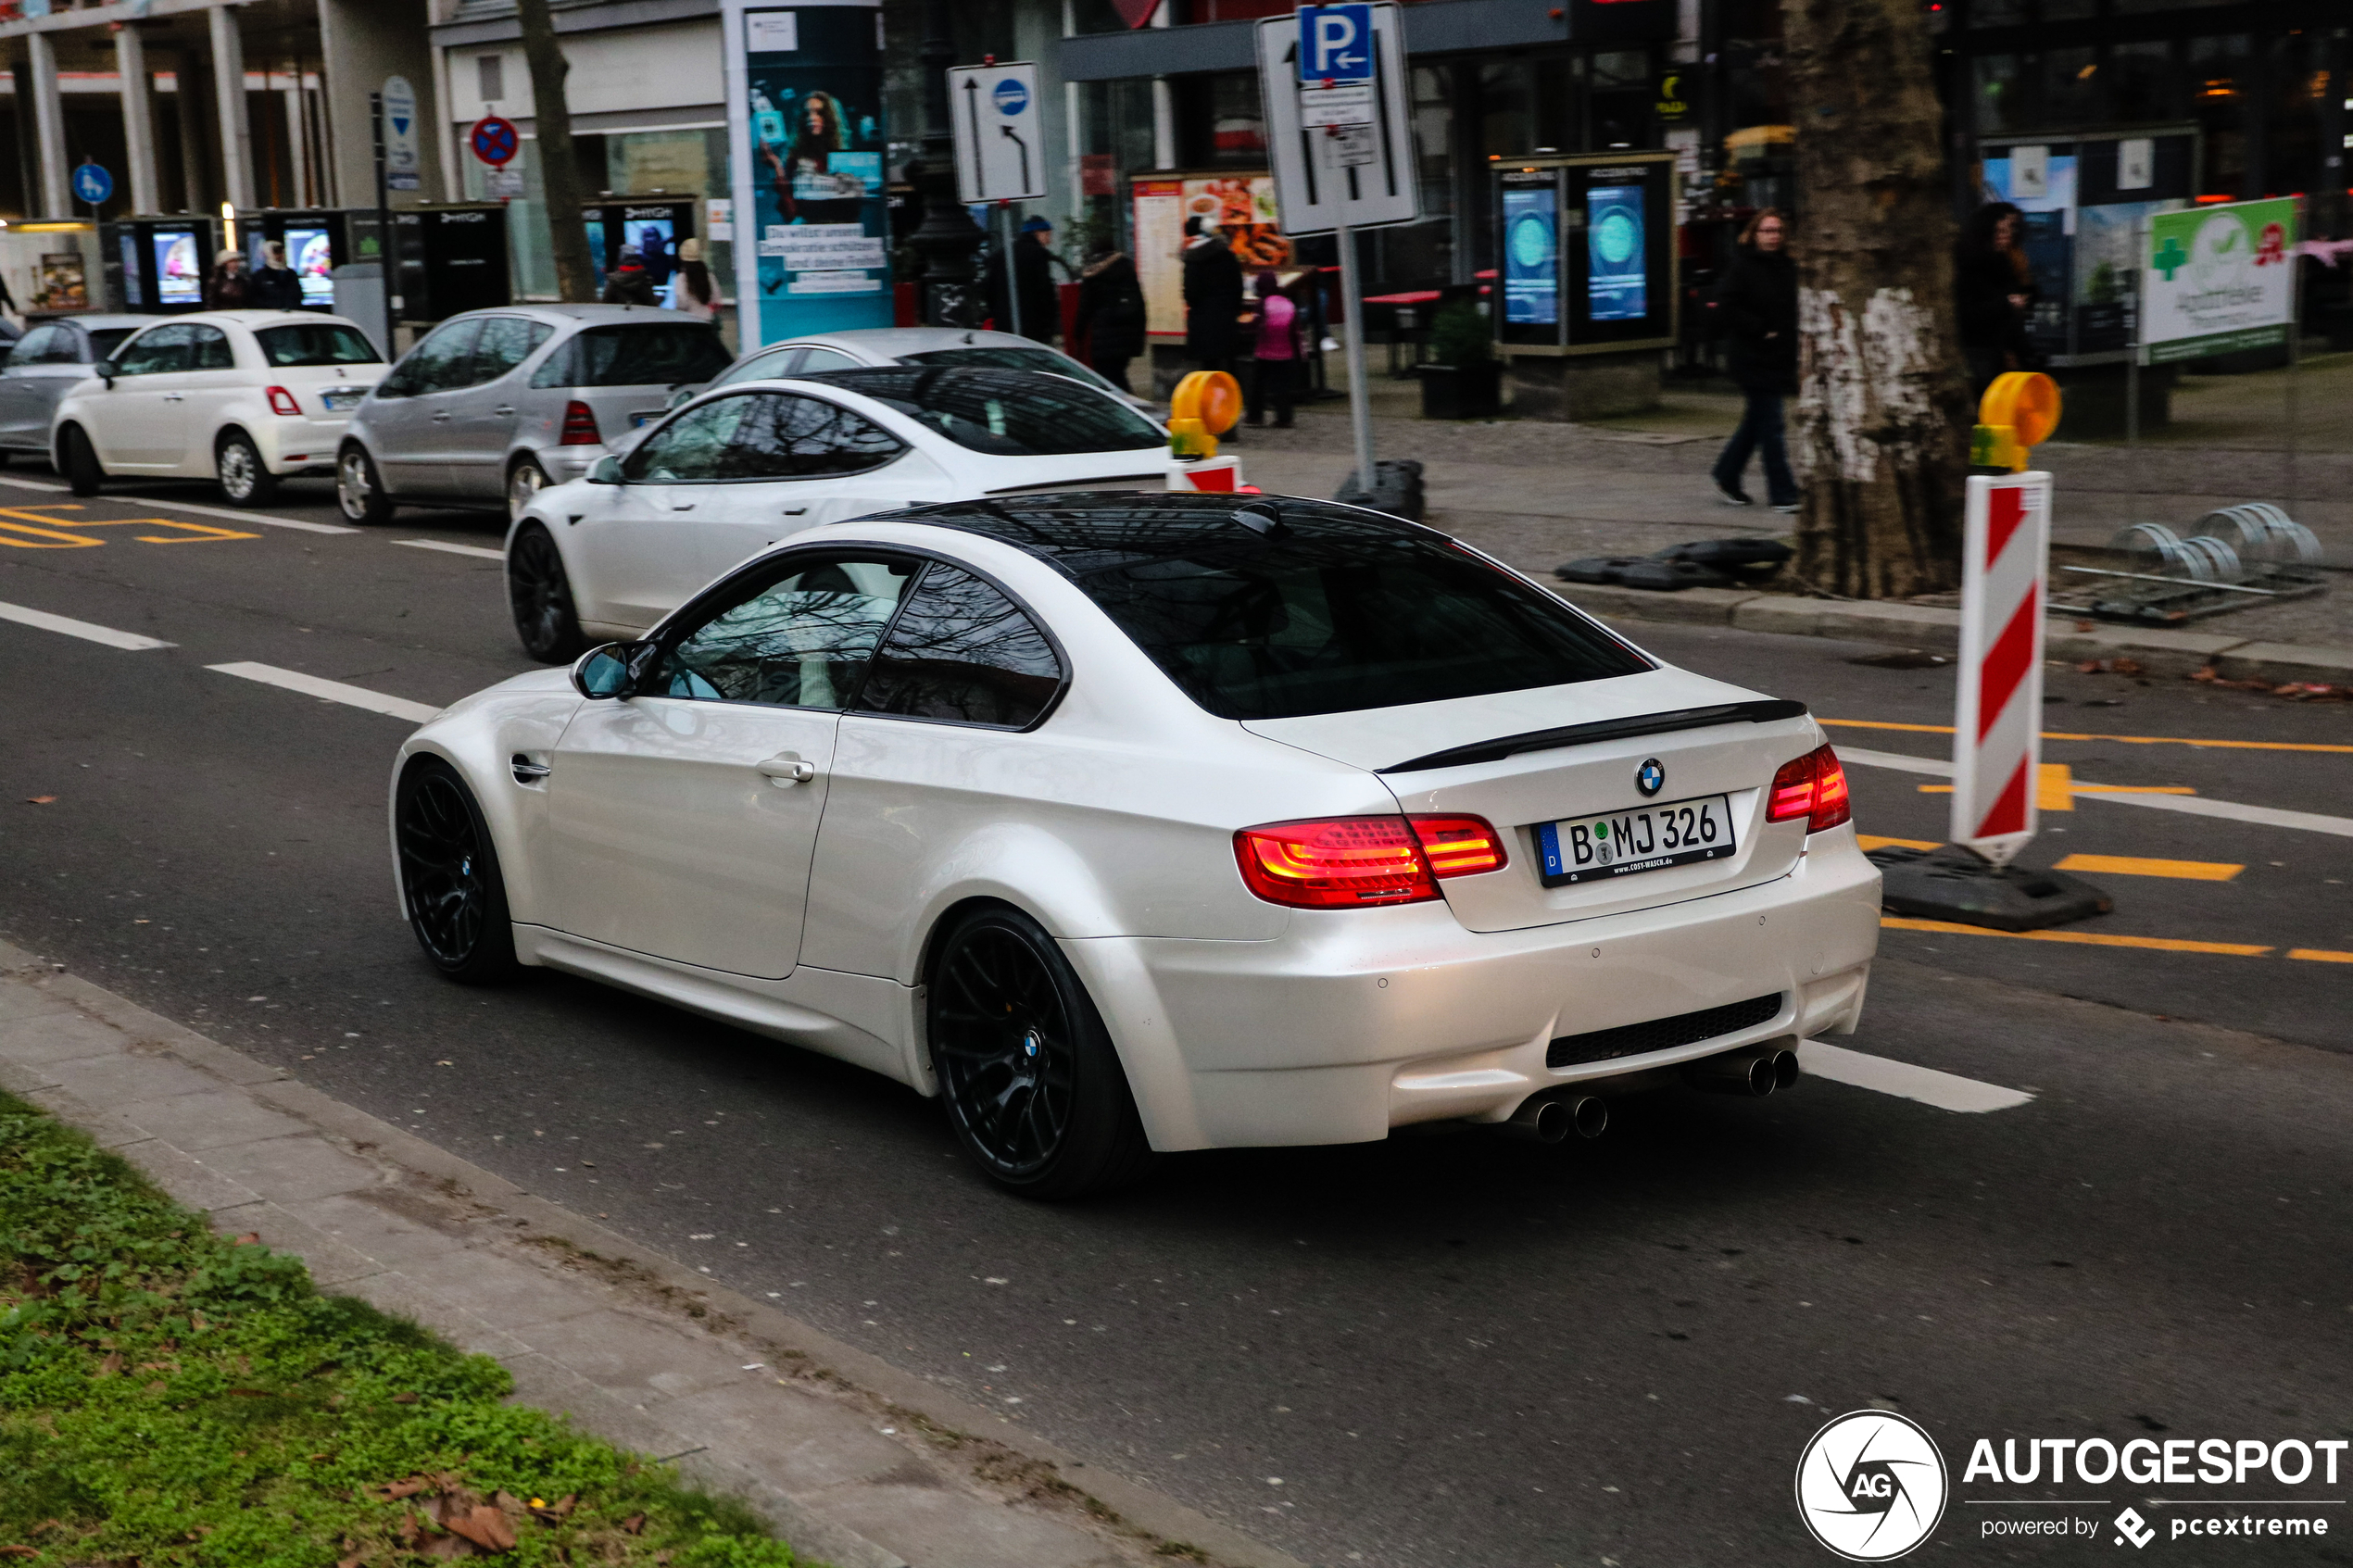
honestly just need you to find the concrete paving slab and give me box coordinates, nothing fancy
[652,1378,922,1492]
[113,1087,311,1151]
[280,1189,471,1269]
[808,1481,1130,1568]
[0,1010,138,1067]
[41,1048,218,1105]
[0,1058,60,1095]
[500,1350,696,1458]
[346,1269,533,1361]
[2213,640,2353,684]
[509,1308,752,1403]
[233,1200,390,1288]
[109,1136,266,1216]
[397,1246,614,1334]
[192,1133,384,1202]
[0,983,74,1026]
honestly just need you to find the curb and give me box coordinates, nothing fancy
[0,939,1307,1568]
[1552,581,2353,684]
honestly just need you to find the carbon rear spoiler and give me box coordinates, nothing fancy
[1378,699,1810,774]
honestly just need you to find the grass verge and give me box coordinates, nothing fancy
[0,1088,797,1567]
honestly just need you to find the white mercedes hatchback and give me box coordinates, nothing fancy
[395,494,1881,1198]
[53,310,385,506]
[500,365,1230,663]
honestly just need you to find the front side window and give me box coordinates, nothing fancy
[793,346,862,373]
[856,563,1063,729]
[382,319,481,397]
[1077,532,1652,720]
[652,556,919,709]
[466,316,548,384]
[715,347,802,387]
[256,323,383,368]
[189,326,234,370]
[532,324,731,389]
[112,323,195,376]
[800,367,1164,457]
[624,395,756,483]
[727,393,904,480]
[9,326,66,365]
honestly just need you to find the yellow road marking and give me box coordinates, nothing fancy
[1881,917,2271,956]
[1919,783,2195,797]
[2038,763,2073,811]
[1823,718,2353,758]
[0,506,104,547]
[1857,834,1940,852]
[0,505,257,546]
[2051,854,2243,882]
[2288,948,2353,964]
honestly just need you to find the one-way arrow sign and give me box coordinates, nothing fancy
[948,61,1045,203]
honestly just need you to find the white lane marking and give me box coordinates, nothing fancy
[206,661,442,723]
[396,538,505,561]
[1836,745,2353,840]
[0,474,359,534]
[1799,1040,2035,1113]
[0,599,173,650]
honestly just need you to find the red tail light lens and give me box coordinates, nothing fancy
[265,385,302,417]
[559,400,601,445]
[1409,814,1508,877]
[1234,814,1505,909]
[1766,745,1853,833]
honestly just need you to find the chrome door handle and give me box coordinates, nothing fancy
[494,406,515,416]
[755,754,818,786]
[431,411,452,421]
[510,755,551,784]
[162,393,184,402]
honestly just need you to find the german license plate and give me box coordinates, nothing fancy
[321,389,364,410]
[1535,794,1737,886]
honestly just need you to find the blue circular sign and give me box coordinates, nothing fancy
[992,78,1029,116]
[470,115,520,168]
[70,162,112,205]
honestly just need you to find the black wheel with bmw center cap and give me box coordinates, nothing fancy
[395,759,520,984]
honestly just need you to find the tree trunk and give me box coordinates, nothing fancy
[516,0,598,305]
[1782,0,1972,598]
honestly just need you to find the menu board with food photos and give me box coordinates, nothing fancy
[1133,172,1291,339]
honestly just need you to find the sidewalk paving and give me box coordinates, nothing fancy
[0,937,1301,1568]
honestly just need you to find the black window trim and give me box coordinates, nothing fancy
[643,542,1071,734]
[623,388,911,487]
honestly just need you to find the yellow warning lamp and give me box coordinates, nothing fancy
[1168,370,1243,459]
[1970,371,2060,472]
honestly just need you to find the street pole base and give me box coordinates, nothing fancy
[1333,458,1426,522]
[1867,844,2112,933]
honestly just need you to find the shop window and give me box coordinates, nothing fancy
[1592,49,1652,149]
[1174,73,1265,168]
[2106,41,2178,123]
[1973,54,2020,134]
[1480,58,1536,161]
[1968,0,2024,27]
[2041,46,2101,126]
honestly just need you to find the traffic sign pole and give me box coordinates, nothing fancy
[1334,218,1373,499]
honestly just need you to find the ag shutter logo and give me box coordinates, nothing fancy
[1795,1411,1949,1561]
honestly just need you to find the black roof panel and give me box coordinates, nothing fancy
[876,491,1441,577]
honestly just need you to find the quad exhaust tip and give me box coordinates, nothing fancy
[1504,1092,1609,1144]
[1685,1045,1802,1098]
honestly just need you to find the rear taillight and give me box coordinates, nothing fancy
[1766,744,1853,833]
[265,385,302,417]
[559,400,601,445]
[1233,814,1505,909]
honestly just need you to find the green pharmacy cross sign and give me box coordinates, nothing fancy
[2151,233,2188,282]
[2141,197,2298,365]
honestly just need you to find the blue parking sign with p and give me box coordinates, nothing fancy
[1298,3,1373,83]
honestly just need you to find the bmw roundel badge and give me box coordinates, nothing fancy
[1635,758,1665,797]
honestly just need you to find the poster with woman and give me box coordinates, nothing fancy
[727,0,892,345]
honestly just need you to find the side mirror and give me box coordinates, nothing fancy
[570,643,634,699]
[94,358,118,388]
[588,454,626,485]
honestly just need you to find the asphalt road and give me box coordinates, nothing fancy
[4,471,2350,1566]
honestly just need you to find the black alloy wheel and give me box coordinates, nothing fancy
[395,760,519,984]
[60,425,103,497]
[507,522,585,663]
[928,906,1154,1199]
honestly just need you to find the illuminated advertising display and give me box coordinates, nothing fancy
[1585,182,1645,322]
[1503,186,1558,327]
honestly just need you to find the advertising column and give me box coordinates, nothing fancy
[723,0,893,347]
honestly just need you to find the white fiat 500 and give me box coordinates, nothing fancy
[501,365,1231,663]
[396,494,1881,1198]
[53,310,385,506]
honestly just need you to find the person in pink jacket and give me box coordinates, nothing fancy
[1246,270,1299,429]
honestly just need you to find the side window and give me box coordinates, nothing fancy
[727,393,904,480]
[653,556,920,709]
[527,334,576,389]
[189,326,234,370]
[717,347,801,387]
[11,326,64,365]
[854,563,1063,729]
[385,320,483,397]
[795,347,861,372]
[113,324,195,376]
[467,317,537,384]
[624,395,756,483]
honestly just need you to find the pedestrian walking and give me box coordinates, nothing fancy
[988,216,1063,344]
[601,245,659,307]
[1954,200,2037,400]
[1074,246,1147,395]
[1245,271,1299,429]
[201,248,250,310]
[248,242,303,310]
[1180,216,1246,379]
[672,237,722,321]
[1709,207,1800,512]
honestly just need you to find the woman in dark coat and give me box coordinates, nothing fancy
[1709,207,1800,512]
[1075,247,1147,394]
[1180,217,1246,375]
[1954,201,2037,400]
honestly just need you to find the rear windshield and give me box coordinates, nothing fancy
[801,366,1163,457]
[1076,532,1652,720]
[256,323,382,367]
[900,345,1122,397]
[534,324,731,389]
[87,328,137,358]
